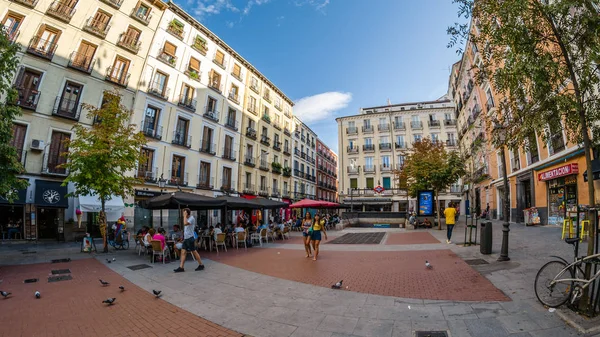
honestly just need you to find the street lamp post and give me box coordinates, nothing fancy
[158,175,166,228]
[494,123,511,262]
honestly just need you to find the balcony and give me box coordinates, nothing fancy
[411,121,423,129]
[450,185,462,193]
[260,135,271,146]
[347,146,358,154]
[130,5,152,25]
[486,97,495,111]
[203,109,219,122]
[272,163,282,174]
[83,17,110,39]
[294,169,304,178]
[259,159,269,172]
[27,37,58,61]
[247,103,257,115]
[300,152,306,159]
[446,139,457,147]
[362,144,375,152]
[199,140,216,155]
[221,179,235,193]
[136,167,157,183]
[428,120,441,128]
[147,82,169,100]
[283,167,292,177]
[283,146,291,155]
[192,38,208,55]
[10,0,38,8]
[178,95,196,112]
[46,0,76,23]
[52,96,81,121]
[444,119,457,127]
[141,120,162,140]
[243,183,256,195]
[208,77,223,93]
[395,142,406,149]
[362,125,373,133]
[117,33,141,54]
[171,131,192,148]
[212,56,226,70]
[105,67,130,87]
[228,91,239,104]
[168,172,188,186]
[157,49,177,67]
[363,166,376,174]
[42,151,67,176]
[347,167,359,175]
[380,164,392,172]
[258,186,269,197]
[262,113,271,124]
[282,189,290,198]
[222,147,236,161]
[378,123,390,132]
[273,141,282,151]
[225,118,238,131]
[394,122,406,130]
[250,83,259,94]
[196,176,214,190]
[274,102,282,111]
[301,135,305,142]
[166,22,184,40]
[273,121,281,130]
[231,70,242,82]
[379,143,392,151]
[16,88,41,110]
[100,0,123,9]
[246,127,257,140]
[244,155,255,167]
[271,188,280,198]
[263,94,272,103]
[283,127,291,136]
[68,52,96,74]
[294,148,300,156]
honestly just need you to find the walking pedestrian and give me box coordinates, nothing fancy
[444,202,457,244]
[301,212,313,258]
[174,208,205,273]
[311,214,328,261]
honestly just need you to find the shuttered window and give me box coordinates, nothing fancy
[163,41,176,56]
[189,57,200,71]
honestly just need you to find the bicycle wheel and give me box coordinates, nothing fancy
[122,240,129,250]
[534,260,573,308]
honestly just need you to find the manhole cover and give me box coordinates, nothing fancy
[48,275,72,283]
[24,278,38,283]
[127,264,152,271]
[329,232,385,244]
[51,258,71,263]
[51,269,71,275]
[415,331,449,337]
[465,259,490,265]
[22,251,37,255]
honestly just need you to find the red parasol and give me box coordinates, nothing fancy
[289,199,340,209]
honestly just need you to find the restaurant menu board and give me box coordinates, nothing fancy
[418,190,434,216]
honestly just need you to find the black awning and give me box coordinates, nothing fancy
[144,191,226,210]
[583,159,600,182]
[216,196,261,210]
[35,180,69,208]
[0,188,27,205]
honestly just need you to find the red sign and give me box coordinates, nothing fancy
[538,163,579,181]
[374,186,385,193]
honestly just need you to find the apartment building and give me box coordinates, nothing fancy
[452,21,592,226]
[1,0,165,240]
[316,139,338,202]
[292,117,317,201]
[336,99,462,212]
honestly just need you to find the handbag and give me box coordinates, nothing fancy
[308,223,314,235]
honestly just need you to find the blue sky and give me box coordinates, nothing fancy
[176,0,465,153]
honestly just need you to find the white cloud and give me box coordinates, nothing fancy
[189,0,240,21]
[243,0,271,16]
[276,15,285,26]
[293,92,352,123]
[294,0,330,12]
[226,21,235,28]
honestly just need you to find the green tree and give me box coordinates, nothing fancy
[402,138,465,229]
[62,91,146,253]
[0,29,29,202]
[449,0,600,310]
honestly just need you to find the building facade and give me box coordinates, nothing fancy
[292,117,317,201]
[336,99,462,212]
[316,139,338,202]
[1,0,166,240]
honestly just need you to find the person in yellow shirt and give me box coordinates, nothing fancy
[310,214,328,261]
[443,202,457,244]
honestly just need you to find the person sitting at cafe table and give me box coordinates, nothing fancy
[234,223,245,233]
[213,223,223,241]
[169,225,182,240]
[153,227,167,251]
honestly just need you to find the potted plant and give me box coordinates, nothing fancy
[188,70,199,80]
[168,19,184,37]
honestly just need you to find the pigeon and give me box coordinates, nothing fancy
[35,291,40,299]
[1,291,11,298]
[106,259,111,264]
[119,286,125,291]
[152,290,162,298]
[425,261,432,269]
[112,258,116,262]
[331,280,343,289]
[102,298,116,305]
[99,279,110,286]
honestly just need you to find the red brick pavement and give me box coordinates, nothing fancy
[207,248,509,302]
[0,258,242,337]
[385,232,440,245]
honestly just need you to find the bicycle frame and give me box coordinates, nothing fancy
[551,252,600,291]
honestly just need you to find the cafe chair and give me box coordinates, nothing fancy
[235,231,247,250]
[215,233,227,253]
[282,226,290,240]
[259,228,268,246]
[150,240,170,264]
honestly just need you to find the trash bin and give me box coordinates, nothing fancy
[480,221,492,254]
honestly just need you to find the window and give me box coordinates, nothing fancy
[411,115,420,122]
[245,172,252,187]
[209,70,221,90]
[107,56,130,85]
[365,157,374,168]
[174,117,189,145]
[246,144,253,159]
[397,155,405,166]
[11,124,27,164]
[485,88,495,110]
[549,121,565,154]
[413,134,422,142]
[118,26,141,51]
[2,12,23,42]
[180,84,194,105]
[160,41,177,65]
[224,135,233,157]
[363,119,371,127]
[14,68,42,109]
[199,162,211,187]
[226,108,236,127]
[380,136,389,144]
[383,177,391,189]
[229,84,239,101]
[30,25,61,58]
[143,106,160,136]
[444,113,452,120]
[214,50,225,66]
[247,117,255,130]
[133,1,151,22]
[232,63,241,79]
[57,81,83,118]
[222,167,232,189]
[260,176,267,190]
[447,133,456,141]
[206,96,217,115]
[71,41,97,72]
[264,88,270,101]
[510,150,520,172]
[527,133,539,164]
[381,156,391,168]
[188,56,200,74]
[396,135,404,146]
[366,178,374,189]
[365,138,372,145]
[88,10,111,34]
[171,155,186,184]
[47,131,70,174]
[138,148,154,179]
[249,96,257,112]
[202,126,214,152]
[150,71,168,96]
[429,114,437,121]
[431,133,439,142]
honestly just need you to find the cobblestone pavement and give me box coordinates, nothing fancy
[0,258,242,337]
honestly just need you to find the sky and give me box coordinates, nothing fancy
[176,0,466,154]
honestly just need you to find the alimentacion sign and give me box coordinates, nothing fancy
[538,163,578,181]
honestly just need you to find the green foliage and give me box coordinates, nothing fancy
[0,30,29,202]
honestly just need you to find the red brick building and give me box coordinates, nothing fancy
[316,139,339,202]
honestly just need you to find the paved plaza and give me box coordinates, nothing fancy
[1,220,599,337]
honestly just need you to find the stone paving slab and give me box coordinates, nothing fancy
[328,232,386,244]
[385,232,441,245]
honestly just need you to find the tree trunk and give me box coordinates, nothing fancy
[436,189,442,230]
[101,198,108,253]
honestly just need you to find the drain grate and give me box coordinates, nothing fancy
[415,331,449,337]
[22,251,37,255]
[48,275,72,283]
[51,269,71,275]
[329,232,386,244]
[464,258,490,265]
[127,264,152,271]
[24,278,38,284]
[51,258,71,263]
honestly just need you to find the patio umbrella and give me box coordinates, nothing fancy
[289,198,336,209]
[215,195,261,210]
[251,198,289,209]
[144,191,226,210]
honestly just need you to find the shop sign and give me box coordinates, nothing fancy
[373,185,385,194]
[35,180,68,208]
[538,164,579,181]
[134,190,163,198]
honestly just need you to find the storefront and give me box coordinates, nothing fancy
[0,187,27,239]
[538,163,579,226]
[35,180,68,240]
[134,189,163,230]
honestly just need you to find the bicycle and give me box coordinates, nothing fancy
[534,237,600,308]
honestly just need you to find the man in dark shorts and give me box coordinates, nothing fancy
[174,208,205,272]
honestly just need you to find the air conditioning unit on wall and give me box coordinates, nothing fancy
[30,139,45,151]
